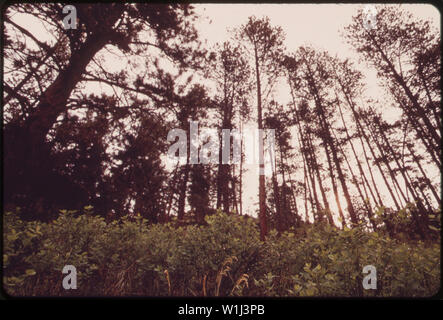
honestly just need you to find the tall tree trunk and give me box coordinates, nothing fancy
[282,150,299,224]
[177,164,190,221]
[165,164,181,221]
[231,166,240,215]
[346,98,402,212]
[365,115,427,238]
[364,115,409,207]
[306,129,335,225]
[331,126,376,230]
[323,139,346,225]
[269,144,283,232]
[239,120,244,216]
[177,134,192,221]
[305,65,358,224]
[253,44,267,240]
[288,78,326,223]
[296,129,315,221]
[337,100,380,209]
[372,116,430,237]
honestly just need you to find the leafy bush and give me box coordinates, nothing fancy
[3,208,440,297]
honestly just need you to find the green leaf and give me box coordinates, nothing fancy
[25,269,36,276]
[313,264,321,272]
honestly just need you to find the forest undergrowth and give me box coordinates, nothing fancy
[3,207,440,297]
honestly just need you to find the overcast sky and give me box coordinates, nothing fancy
[195,3,440,100]
[194,3,440,56]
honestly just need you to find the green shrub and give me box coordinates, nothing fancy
[3,208,440,297]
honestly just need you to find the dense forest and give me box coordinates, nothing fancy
[2,3,441,297]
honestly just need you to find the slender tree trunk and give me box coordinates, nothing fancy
[346,99,401,211]
[177,134,191,221]
[299,132,321,216]
[216,143,223,209]
[177,164,190,221]
[364,115,409,206]
[372,116,430,237]
[306,65,358,224]
[337,100,379,209]
[283,154,299,224]
[366,116,427,238]
[323,140,346,225]
[231,167,240,215]
[165,164,181,221]
[331,127,376,230]
[324,122,358,225]
[306,130,335,225]
[239,120,244,216]
[253,44,268,240]
[297,130,313,221]
[288,77,327,223]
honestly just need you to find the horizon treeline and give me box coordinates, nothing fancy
[3,3,441,241]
